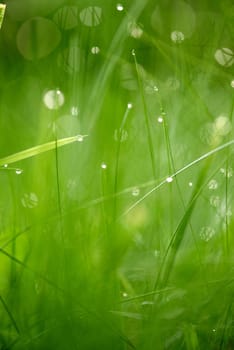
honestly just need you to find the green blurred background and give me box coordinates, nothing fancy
[0,0,234,349]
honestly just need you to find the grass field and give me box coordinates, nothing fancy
[0,0,234,349]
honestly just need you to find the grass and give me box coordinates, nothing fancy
[0,0,234,349]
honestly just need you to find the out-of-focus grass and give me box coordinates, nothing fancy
[0,0,234,349]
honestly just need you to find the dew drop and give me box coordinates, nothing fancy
[16,169,23,175]
[101,163,107,169]
[3,164,8,168]
[132,187,140,196]
[79,6,102,27]
[43,89,65,110]
[76,135,84,142]
[230,80,234,88]
[131,49,136,56]
[208,179,218,190]
[116,3,124,11]
[127,102,133,109]
[170,31,185,43]
[154,86,159,92]
[91,46,100,54]
[157,116,164,123]
[220,167,233,178]
[21,192,38,208]
[188,182,193,187]
[200,226,215,242]
[214,115,232,136]
[166,176,173,183]
[122,292,128,297]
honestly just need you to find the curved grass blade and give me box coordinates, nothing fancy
[0,135,88,167]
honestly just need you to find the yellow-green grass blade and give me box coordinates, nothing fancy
[0,135,87,166]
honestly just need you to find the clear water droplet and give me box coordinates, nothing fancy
[76,135,84,142]
[127,102,133,109]
[43,89,65,110]
[114,128,128,142]
[220,166,233,178]
[3,164,8,168]
[200,226,215,242]
[166,176,173,183]
[122,292,128,297]
[132,187,140,196]
[188,182,193,187]
[171,31,185,43]
[21,192,38,208]
[91,46,100,54]
[16,169,23,175]
[101,163,107,169]
[214,115,232,136]
[116,3,124,11]
[131,49,136,56]
[157,116,164,123]
[208,179,218,190]
[230,80,234,88]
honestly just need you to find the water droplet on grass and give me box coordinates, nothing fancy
[166,176,173,183]
[76,135,84,142]
[214,115,232,136]
[200,227,215,242]
[157,116,163,123]
[230,80,234,88]
[71,106,79,116]
[132,187,140,196]
[116,3,124,11]
[131,49,136,56]
[220,167,233,178]
[101,163,107,169]
[122,292,128,297]
[16,169,23,175]
[3,164,8,168]
[43,89,65,110]
[91,46,100,54]
[188,182,193,187]
[127,102,133,109]
[171,31,185,43]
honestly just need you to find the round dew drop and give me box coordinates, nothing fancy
[43,89,65,110]
[91,46,100,54]
[101,163,107,169]
[171,31,185,43]
[166,176,173,183]
[116,3,124,11]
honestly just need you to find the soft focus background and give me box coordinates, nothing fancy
[0,0,234,349]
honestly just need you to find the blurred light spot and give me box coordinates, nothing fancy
[43,89,65,110]
[166,77,180,90]
[127,102,133,109]
[166,176,173,183]
[3,164,8,168]
[214,48,234,67]
[101,163,107,169]
[220,167,233,178]
[157,116,164,123]
[212,329,216,333]
[21,192,38,208]
[53,6,79,30]
[0,4,6,29]
[114,128,128,142]
[131,49,136,56]
[128,21,143,39]
[71,106,79,116]
[131,187,140,196]
[214,115,232,136]
[208,179,218,190]
[91,46,100,54]
[116,3,124,11]
[122,292,128,297]
[200,226,215,242]
[170,31,185,43]
[188,182,193,187]
[210,195,220,208]
[16,17,61,60]
[142,301,154,306]
[15,169,23,175]
[79,6,102,27]
[231,80,234,88]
